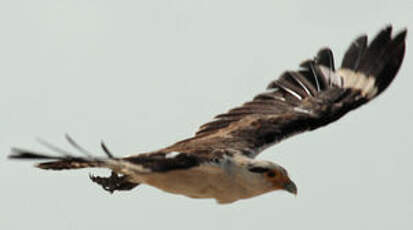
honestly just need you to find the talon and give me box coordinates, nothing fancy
[89,171,139,193]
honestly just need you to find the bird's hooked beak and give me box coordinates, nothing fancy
[283,180,297,195]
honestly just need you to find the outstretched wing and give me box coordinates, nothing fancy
[167,26,406,158]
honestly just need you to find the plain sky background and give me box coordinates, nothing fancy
[1,1,412,229]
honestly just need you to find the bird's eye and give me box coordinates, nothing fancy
[248,167,270,173]
[267,171,276,178]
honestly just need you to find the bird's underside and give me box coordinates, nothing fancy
[9,26,406,204]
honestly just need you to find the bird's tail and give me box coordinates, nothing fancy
[337,25,406,99]
[8,134,116,170]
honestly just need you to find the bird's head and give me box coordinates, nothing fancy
[247,161,297,195]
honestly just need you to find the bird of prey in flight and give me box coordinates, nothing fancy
[10,26,406,204]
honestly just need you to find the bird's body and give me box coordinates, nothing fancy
[10,26,406,204]
[83,149,294,204]
[133,155,277,204]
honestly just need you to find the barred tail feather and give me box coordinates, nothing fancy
[9,148,104,170]
[8,135,116,170]
[9,139,142,193]
[37,159,103,170]
[37,160,102,170]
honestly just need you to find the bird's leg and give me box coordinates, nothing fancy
[89,171,139,193]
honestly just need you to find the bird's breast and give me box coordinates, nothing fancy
[139,163,258,203]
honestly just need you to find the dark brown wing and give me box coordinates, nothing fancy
[166,26,406,158]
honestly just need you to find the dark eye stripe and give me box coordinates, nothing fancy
[267,171,276,177]
[248,167,270,173]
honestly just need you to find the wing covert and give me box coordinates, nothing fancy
[167,26,406,158]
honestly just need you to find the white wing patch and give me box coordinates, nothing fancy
[165,151,181,159]
[337,68,378,99]
[293,107,313,115]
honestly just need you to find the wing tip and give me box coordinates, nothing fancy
[339,25,406,98]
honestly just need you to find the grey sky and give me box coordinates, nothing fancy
[1,1,412,229]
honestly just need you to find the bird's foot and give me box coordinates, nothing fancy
[89,171,139,193]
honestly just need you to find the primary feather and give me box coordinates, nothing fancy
[168,26,406,158]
